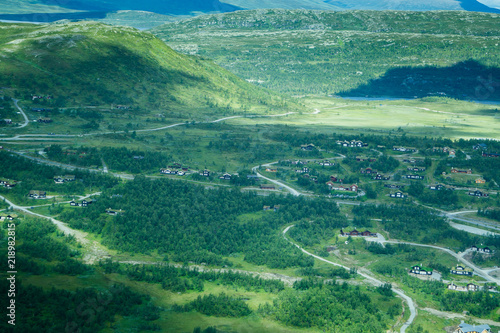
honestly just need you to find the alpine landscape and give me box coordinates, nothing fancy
[0,1,499,333]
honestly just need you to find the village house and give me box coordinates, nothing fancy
[430,184,445,190]
[337,140,367,148]
[260,184,276,190]
[384,184,405,189]
[455,323,491,333]
[330,175,343,182]
[447,283,479,292]
[405,174,424,180]
[296,167,309,174]
[393,146,417,153]
[473,143,488,150]
[340,229,377,237]
[4,119,12,124]
[177,171,185,176]
[70,200,79,206]
[451,265,473,276]
[482,152,500,158]
[449,150,456,158]
[407,167,426,172]
[373,174,390,180]
[327,183,358,192]
[219,173,232,180]
[451,167,472,174]
[37,117,52,123]
[468,190,488,197]
[28,190,46,199]
[265,168,277,172]
[471,246,493,254]
[300,143,316,151]
[160,168,172,174]
[390,191,407,199]
[360,167,375,174]
[318,160,335,166]
[0,213,17,221]
[409,264,433,276]
[200,169,210,177]
[475,178,486,184]
[105,208,124,215]
[31,107,52,112]
[54,175,76,183]
[247,175,259,180]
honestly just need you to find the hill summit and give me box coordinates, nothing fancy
[0,21,295,115]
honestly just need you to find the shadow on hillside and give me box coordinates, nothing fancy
[458,0,500,13]
[339,60,500,102]
[0,12,108,23]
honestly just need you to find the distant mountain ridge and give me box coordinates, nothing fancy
[0,0,499,25]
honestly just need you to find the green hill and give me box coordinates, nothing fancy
[0,21,297,115]
[153,9,500,99]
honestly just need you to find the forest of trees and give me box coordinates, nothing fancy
[60,176,339,268]
[259,280,400,332]
[173,293,252,317]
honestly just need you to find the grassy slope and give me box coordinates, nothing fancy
[152,10,500,97]
[0,21,298,115]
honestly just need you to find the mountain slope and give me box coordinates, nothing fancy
[224,0,500,12]
[0,21,295,114]
[153,9,500,99]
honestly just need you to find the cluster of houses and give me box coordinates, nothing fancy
[468,190,489,197]
[482,152,500,158]
[429,184,453,191]
[317,160,334,166]
[385,184,405,189]
[0,213,16,221]
[219,173,232,180]
[340,229,377,237]
[70,199,93,207]
[393,146,417,153]
[390,191,407,199]
[326,182,358,193]
[160,163,189,176]
[373,174,391,180]
[447,282,479,292]
[28,190,46,199]
[54,175,75,183]
[296,167,309,174]
[470,245,493,254]
[31,94,52,101]
[0,178,17,188]
[451,167,472,174]
[473,143,488,150]
[336,140,368,148]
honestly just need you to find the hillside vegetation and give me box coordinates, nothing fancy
[0,21,297,115]
[153,10,500,98]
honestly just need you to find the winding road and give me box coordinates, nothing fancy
[12,99,29,128]
[283,225,416,333]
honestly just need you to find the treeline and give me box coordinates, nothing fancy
[9,217,91,276]
[60,177,338,269]
[45,145,173,173]
[288,217,344,247]
[407,182,459,207]
[353,204,500,253]
[478,208,500,222]
[441,291,500,317]
[99,259,285,294]
[260,280,399,332]
[0,282,157,333]
[173,293,251,318]
[0,151,118,201]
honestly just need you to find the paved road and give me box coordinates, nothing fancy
[12,99,29,128]
[252,162,302,196]
[0,108,323,141]
[366,238,500,285]
[283,225,416,333]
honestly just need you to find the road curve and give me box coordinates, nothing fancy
[368,239,500,285]
[252,162,302,196]
[13,99,29,128]
[283,225,416,333]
